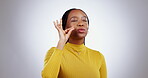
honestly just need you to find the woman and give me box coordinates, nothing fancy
[41,8,107,78]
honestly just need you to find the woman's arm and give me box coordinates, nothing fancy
[41,47,63,78]
[100,54,107,78]
[41,19,74,78]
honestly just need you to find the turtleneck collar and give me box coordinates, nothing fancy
[65,42,86,53]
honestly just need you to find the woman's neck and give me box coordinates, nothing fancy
[68,38,84,45]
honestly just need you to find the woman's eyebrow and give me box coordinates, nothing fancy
[82,16,87,18]
[70,16,77,19]
[70,16,87,20]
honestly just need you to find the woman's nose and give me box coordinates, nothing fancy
[77,21,84,27]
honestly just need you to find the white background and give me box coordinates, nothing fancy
[0,0,148,78]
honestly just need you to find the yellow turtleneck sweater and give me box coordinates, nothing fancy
[41,42,107,78]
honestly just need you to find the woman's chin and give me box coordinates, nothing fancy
[70,34,86,40]
[70,31,88,39]
[77,33,87,39]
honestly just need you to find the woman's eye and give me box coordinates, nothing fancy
[82,19,87,22]
[71,20,78,22]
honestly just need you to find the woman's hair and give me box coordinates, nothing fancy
[62,8,89,30]
[62,8,89,44]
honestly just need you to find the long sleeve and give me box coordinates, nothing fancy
[41,47,63,78]
[100,53,107,78]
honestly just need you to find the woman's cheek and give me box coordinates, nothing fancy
[70,23,77,28]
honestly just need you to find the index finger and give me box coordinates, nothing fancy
[60,18,62,24]
[60,19,63,29]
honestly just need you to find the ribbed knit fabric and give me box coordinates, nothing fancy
[41,42,107,78]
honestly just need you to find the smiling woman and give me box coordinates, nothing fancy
[41,8,107,78]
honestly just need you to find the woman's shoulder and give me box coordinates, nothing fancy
[46,47,56,51]
[49,47,56,49]
[47,46,64,52]
[86,47,104,57]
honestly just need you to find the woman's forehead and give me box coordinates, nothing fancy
[68,10,87,18]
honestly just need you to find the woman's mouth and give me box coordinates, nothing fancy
[77,28,86,33]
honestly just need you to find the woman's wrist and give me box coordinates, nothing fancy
[56,40,66,50]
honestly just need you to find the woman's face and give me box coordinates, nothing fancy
[66,10,89,40]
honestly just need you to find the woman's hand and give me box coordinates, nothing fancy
[53,19,74,50]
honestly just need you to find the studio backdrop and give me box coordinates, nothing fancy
[0,0,148,78]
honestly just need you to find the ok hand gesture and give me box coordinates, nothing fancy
[53,19,74,49]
